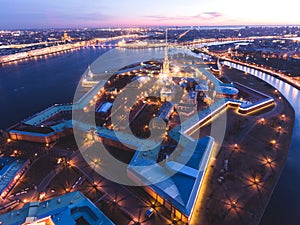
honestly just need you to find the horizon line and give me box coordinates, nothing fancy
[1,24,300,31]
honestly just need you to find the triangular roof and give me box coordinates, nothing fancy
[128,136,214,217]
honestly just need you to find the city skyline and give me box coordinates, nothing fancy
[0,0,299,29]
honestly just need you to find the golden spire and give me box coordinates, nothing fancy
[87,64,93,78]
[162,29,170,75]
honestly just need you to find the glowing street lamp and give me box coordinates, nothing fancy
[253,177,260,185]
[231,201,237,209]
[233,144,239,150]
[277,126,282,133]
[259,118,265,124]
[267,158,272,165]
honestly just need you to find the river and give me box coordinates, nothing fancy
[0,47,111,129]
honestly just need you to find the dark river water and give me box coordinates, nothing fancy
[0,47,110,129]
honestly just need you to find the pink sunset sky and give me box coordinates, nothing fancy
[0,0,299,28]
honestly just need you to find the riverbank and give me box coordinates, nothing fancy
[194,49,300,90]
[0,43,84,64]
[195,66,295,225]
[0,34,138,65]
[222,59,300,90]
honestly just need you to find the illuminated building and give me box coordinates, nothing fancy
[0,191,114,225]
[61,31,71,42]
[128,136,216,223]
[0,157,30,199]
[160,29,174,102]
[81,65,99,88]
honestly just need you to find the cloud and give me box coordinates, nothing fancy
[142,12,223,22]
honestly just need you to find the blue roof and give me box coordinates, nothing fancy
[220,86,239,96]
[157,102,174,120]
[0,191,115,225]
[0,157,29,194]
[97,102,113,113]
[128,136,215,217]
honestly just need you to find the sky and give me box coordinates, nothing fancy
[0,0,299,29]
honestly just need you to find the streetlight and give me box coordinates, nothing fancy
[231,201,237,209]
[253,177,260,185]
[266,158,272,165]
[270,140,277,146]
[277,126,282,133]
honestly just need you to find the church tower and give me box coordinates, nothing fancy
[87,64,94,79]
[162,29,170,75]
[160,29,174,102]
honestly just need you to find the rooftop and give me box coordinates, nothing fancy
[0,157,29,195]
[0,191,114,225]
[97,102,113,114]
[128,136,215,218]
[220,86,239,96]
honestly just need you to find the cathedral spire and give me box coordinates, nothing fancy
[162,29,170,75]
[87,64,94,79]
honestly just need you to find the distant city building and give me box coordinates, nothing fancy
[61,31,71,42]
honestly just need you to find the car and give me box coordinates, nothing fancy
[145,207,155,218]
